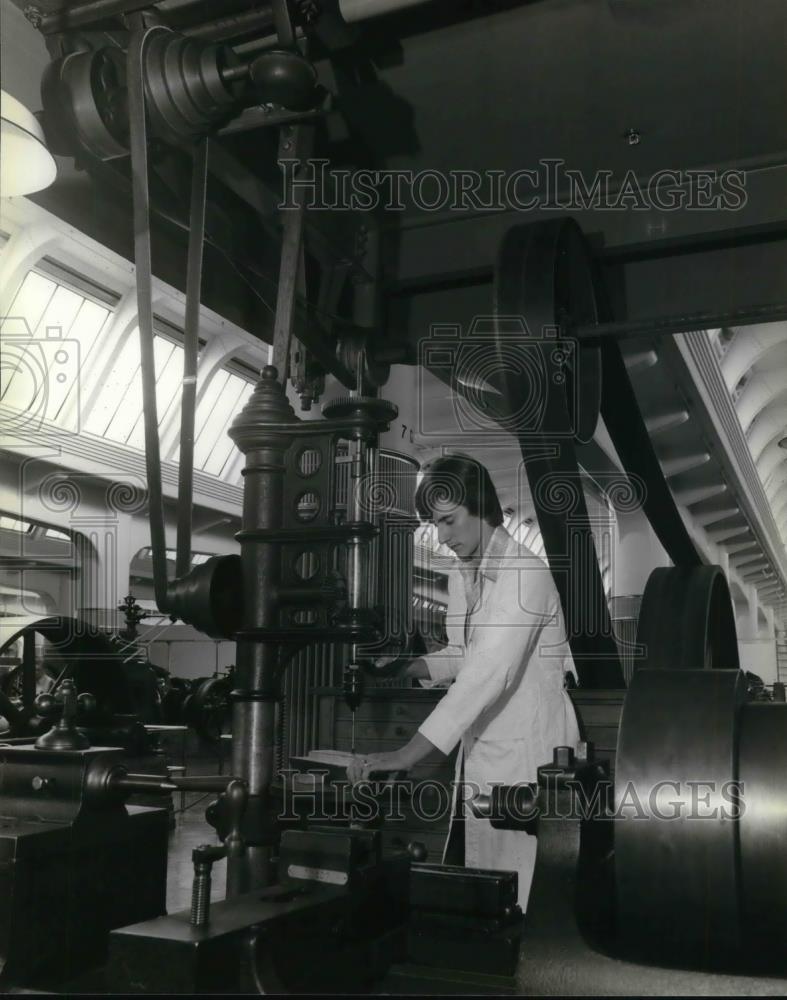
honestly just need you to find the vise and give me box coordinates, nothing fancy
[108,825,411,994]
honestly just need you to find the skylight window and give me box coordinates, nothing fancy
[507,516,546,559]
[0,516,71,541]
[136,547,216,565]
[0,266,114,425]
[0,259,259,486]
[44,527,71,540]
[83,329,187,446]
[191,366,254,479]
[0,516,32,533]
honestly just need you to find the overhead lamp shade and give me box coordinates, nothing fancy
[1,90,57,197]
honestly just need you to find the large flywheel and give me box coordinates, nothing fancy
[615,668,746,966]
[611,560,778,969]
[0,616,162,736]
[635,565,740,671]
[487,216,717,689]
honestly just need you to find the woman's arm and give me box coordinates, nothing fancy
[418,584,555,756]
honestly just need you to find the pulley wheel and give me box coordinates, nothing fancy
[41,48,128,161]
[738,701,787,957]
[494,217,620,687]
[322,395,398,426]
[494,218,602,444]
[167,554,244,639]
[615,668,746,966]
[185,674,232,743]
[635,565,739,671]
[0,616,154,723]
[141,26,242,143]
[337,332,390,395]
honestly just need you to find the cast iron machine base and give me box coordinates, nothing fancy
[108,825,411,994]
[0,744,169,990]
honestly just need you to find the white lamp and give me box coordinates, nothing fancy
[1,90,57,197]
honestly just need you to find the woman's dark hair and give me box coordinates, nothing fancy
[415,454,504,527]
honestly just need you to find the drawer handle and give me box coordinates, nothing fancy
[394,725,407,737]
[395,706,406,717]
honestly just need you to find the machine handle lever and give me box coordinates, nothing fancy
[191,780,248,925]
[109,771,243,795]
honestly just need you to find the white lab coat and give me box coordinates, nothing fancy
[418,526,580,910]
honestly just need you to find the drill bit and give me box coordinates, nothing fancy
[344,660,364,757]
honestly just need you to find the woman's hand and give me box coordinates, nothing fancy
[346,733,440,784]
[346,750,407,784]
[366,654,407,679]
[364,655,430,680]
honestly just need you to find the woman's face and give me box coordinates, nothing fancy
[431,499,484,558]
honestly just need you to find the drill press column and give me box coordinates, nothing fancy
[228,366,296,893]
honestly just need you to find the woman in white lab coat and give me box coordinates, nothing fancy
[347,454,580,910]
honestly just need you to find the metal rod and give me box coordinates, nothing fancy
[21,632,36,710]
[597,220,787,263]
[297,651,306,756]
[176,138,209,580]
[219,63,251,84]
[38,0,162,33]
[340,0,434,22]
[573,302,787,343]
[270,0,295,48]
[270,124,313,384]
[114,772,241,792]
[184,6,274,41]
[112,773,179,793]
[127,26,171,612]
[157,0,208,10]
[233,25,305,56]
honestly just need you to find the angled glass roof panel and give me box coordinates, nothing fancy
[154,340,186,430]
[85,333,183,445]
[36,284,83,339]
[0,515,31,532]
[124,338,180,450]
[68,297,111,364]
[216,381,253,479]
[7,270,57,335]
[228,446,247,485]
[52,297,112,422]
[83,332,141,438]
[3,266,115,428]
[1,272,58,413]
[44,527,71,540]
[190,369,230,467]
[200,374,252,476]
